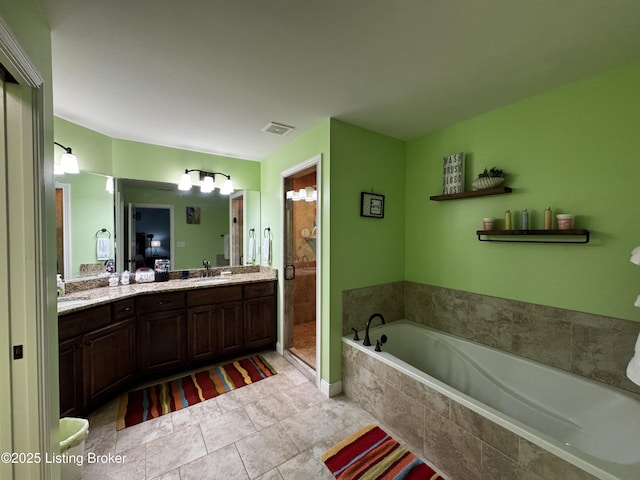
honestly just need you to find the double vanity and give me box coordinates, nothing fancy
[57,267,277,416]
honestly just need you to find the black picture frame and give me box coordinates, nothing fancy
[360,192,385,218]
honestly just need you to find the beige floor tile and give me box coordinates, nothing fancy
[116,415,174,454]
[145,424,208,479]
[235,423,299,479]
[180,444,249,480]
[81,443,146,480]
[200,407,257,453]
[170,396,222,431]
[280,407,343,452]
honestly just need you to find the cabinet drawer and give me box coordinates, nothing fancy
[187,285,242,307]
[59,305,112,341]
[137,292,186,312]
[243,281,275,299]
[113,298,136,321]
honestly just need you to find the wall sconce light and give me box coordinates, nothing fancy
[178,169,234,195]
[54,141,80,175]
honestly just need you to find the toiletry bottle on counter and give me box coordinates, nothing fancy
[544,207,552,230]
[504,210,512,230]
[521,209,529,230]
[56,274,65,297]
[121,270,130,285]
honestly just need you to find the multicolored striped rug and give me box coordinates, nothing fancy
[116,355,276,430]
[322,424,443,480]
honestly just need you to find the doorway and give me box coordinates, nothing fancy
[281,155,321,384]
[127,204,174,271]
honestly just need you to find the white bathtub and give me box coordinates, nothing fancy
[343,320,640,480]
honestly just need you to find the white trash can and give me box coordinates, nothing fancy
[59,417,89,480]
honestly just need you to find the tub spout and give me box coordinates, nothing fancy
[363,313,385,346]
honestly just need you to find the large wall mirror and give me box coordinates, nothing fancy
[56,172,260,279]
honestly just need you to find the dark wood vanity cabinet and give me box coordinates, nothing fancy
[187,285,244,362]
[58,301,134,416]
[59,279,277,415]
[137,292,187,375]
[243,281,277,350]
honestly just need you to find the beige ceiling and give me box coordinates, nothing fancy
[38,0,640,161]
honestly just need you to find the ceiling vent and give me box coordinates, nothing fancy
[261,121,294,136]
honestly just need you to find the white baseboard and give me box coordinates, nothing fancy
[320,379,343,397]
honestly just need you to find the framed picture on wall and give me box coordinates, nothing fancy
[360,192,385,218]
[442,152,465,194]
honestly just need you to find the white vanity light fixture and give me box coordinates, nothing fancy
[286,186,317,202]
[105,176,114,194]
[177,169,234,195]
[54,141,80,175]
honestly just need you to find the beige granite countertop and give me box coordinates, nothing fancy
[57,267,277,315]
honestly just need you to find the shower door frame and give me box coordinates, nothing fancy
[280,154,322,389]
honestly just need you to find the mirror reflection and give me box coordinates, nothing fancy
[56,174,260,279]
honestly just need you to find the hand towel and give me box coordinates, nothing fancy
[262,237,271,265]
[247,237,256,262]
[223,234,230,260]
[631,246,640,265]
[96,237,111,260]
[626,332,640,386]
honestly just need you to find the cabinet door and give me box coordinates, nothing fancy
[243,296,276,349]
[83,319,135,406]
[59,336,83,416]
[138,309,187,374]
[187,305,217,363]
[218,301,243,355]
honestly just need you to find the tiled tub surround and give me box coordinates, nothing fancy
[342,322,640,480]
[343,281,640,395]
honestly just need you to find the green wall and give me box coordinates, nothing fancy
[54,117,113,174]
[405,61,640,322]
[112,138,260,191]
[261,119,406,384]
[261,119,331,375]
[327,120,405,382]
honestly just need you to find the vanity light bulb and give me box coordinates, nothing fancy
[298,188,307,199]
[201,175,215,193]
[220,178,234,195]
[178,172,192,191]
[61,152,79,174]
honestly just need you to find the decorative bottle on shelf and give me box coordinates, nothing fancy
[504,210,512,230]
[521,209,529,230]
[544,207,552,230]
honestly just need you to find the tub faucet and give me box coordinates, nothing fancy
[363,313,385,346]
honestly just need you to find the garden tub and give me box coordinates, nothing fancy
[343,320,640,479]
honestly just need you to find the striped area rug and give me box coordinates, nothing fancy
[116,355,276,430]
[322,424,443,480]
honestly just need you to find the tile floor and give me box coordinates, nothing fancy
[81,350,431,480]
[289,321,316,369]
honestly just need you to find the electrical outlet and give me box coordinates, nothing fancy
[13,345,23,360]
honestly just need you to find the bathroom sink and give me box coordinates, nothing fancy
[57,296,108,308]
[195,277,229,285]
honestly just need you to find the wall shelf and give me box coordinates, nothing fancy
[430,186,512,201]
[476,229,590,244]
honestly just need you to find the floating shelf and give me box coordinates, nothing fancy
[476,229,590,244]
[430,186,512,201]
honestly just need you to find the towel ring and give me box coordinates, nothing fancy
[95,228,111,239]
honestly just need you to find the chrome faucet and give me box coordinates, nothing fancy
[363,313,385,346]
[202,259,212,277]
